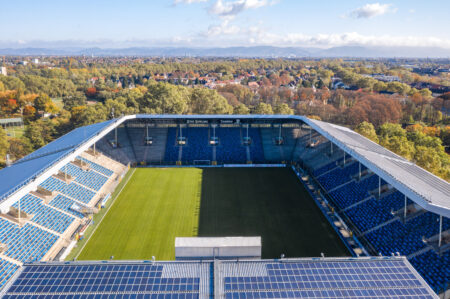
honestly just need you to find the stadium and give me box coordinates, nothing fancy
[0,114,448,298]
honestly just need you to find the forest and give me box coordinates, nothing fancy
[0,57,449,179]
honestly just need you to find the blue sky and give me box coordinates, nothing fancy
[0,0,449,48]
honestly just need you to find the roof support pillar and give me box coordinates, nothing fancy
[309,127,312,144]
[359,162,361,180]
[439,215,443,248]
[343,152,346,166]
[378,176,381,198]
[330,142,333,155]
[114,127,118,145]
[404,195,407,219]
[93,143,96,155]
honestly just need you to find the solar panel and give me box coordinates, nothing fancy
[2,261,212,299]
[217,257,438,299]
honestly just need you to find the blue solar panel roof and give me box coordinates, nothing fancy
[2,261,212,298]
[0,120,115,201]
[1,257,437,299]
[216,257,438,299]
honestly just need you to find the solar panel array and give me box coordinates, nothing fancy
[1,257,438,299]
[216,258,438,299]
[2,261,212,299]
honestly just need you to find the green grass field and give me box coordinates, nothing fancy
[77,167,349,261]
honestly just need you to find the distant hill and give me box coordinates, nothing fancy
[0,46,449,58]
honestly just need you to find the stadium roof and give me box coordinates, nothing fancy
[1,257,438,298]
[0,114,448,217]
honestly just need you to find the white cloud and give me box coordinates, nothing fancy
[209,0,276,17]
[349,3,396,19]
[173,0,207,4]
[205,19,241,36]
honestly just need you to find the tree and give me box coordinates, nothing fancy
[252,103,273,114]
[63,92,87,110]
[7,137,32,161]
[141,83,188,114]
[0,126,9,163]
[273,103,293,115]
[24,119,55,150]
[233,104,250,114]
[414,146,441,174]
[189,88,233,114]
[355,121,379,143]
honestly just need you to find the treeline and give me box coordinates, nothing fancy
[356,122,450,180]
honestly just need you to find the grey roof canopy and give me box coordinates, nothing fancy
[0,114,448,217]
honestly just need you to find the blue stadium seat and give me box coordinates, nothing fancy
[40,176,95,204]
[76,156,114,177]
[216,128,247,164]
[49,194,85,218]
[0,258,19,289]
[330,175,384,209]
[164,127,180,162]
[60,163,108,191]
[247,128,264,163]
[12,194,75,234]
[410,249,450,293]
[317,162,362,191]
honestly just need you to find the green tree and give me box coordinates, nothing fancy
[233,104,250,115]
[355,121,379,143]
[189,88,233,114]
[0,126,10,162]
[141,83,188,114]
[273,103,293,115]
[252,103,273,114]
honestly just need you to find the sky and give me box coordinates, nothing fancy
[0,0,449,49]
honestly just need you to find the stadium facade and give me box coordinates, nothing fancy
[0,114,448,298]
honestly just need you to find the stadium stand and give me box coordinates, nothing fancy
[60,163,108,191]
[49,194,85,219]
[260,127,283,161]
[247,128,265,163]
[12,194,75,234]
[164,127,182,162]
[77,156,114,177]
[410,249,450,293]
[317,162,362,191]
[0,222,58,263]
[181,127,212,162]
[0,259,19,290]
[216,128,247,164]
[40,176,96,204]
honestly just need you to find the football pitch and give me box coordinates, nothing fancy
[77,167,349,260]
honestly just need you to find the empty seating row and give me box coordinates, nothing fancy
[164,128,180,162]
[0,258,19,289]
[12,194,75,234]
[60,163,108,191]
[49,194,85,218]
[317,162,362,191]
[330,175,383,209]
[366,212,450,257]
[40,177,95,204]
[247,128,265,163]
[216,128,247,164]
[410,249,450,293]
[181,128,212,162]
[0,222,58,263]
[345,191,411,232]
[77,156,114,177]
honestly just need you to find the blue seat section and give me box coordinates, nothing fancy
[164,128,180,162]
[317,162,362,191]
[247,128,264,163]
[12,194,74,234]
[182,128,211,162]
[345,191,409,232]
[49,194,85,218]
[330,175,383,209]
[0,258,19,289]
[40,176,95,204]
[216,128,247,163]
[313,160,341,177]
[366,212,450,256]
[0,219,58,263]
[77,156,114,177]
[60,163,108,191]
[410,250,450,293]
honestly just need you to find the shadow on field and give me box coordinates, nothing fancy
[197,167,350,259]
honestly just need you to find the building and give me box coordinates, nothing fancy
[0,66,6,76]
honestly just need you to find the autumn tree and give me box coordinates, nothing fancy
[355,121,379,143]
